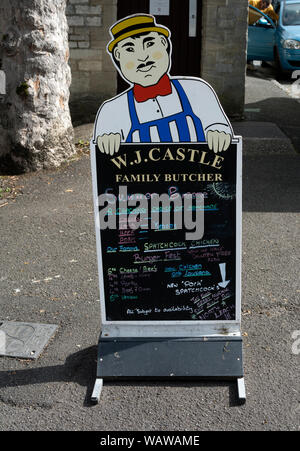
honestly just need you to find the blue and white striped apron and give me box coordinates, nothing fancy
[125,80,205,143]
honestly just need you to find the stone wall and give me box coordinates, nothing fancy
[66,0,117,125]
[201,0,248,119]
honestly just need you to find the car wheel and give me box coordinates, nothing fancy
[274,47,288,80]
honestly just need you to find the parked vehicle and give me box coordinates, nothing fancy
[247,0,300,74]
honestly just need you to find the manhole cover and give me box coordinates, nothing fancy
[0,321,58,359]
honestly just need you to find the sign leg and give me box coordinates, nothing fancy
[91,378,103,404]
[237,377,246,404]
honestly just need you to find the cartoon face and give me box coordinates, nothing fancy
[113,32,170,87]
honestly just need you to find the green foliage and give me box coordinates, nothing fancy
[16,82,29,97]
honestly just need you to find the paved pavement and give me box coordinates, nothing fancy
[244,66,300,153]
[0,74,299,431]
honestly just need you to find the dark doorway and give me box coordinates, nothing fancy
[117,0,202,93]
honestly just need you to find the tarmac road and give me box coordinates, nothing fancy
[247,61,300,100]
[0,76,299,431]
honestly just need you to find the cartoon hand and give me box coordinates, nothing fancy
[206,130,232,153]
[97,133,121,155]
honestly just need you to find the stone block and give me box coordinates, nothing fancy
[90,40,103,49]
[78,41,90,48]
[73,26,89,34]
[75,5,102,15]
[217,18,235,29]
[78,60,102,71]
[66,4,75,14]
[90,71,116,93]
[90,0,116,4]
[69,0,89,4]
[85,16,102,27]
[216,63,234,73]
[70,48,101,59]
[68,60,78,71]
[69,34,89,41]
[67,15,84,26]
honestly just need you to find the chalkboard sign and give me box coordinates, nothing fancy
[92,141,241,324]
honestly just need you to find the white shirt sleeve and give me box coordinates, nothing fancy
[93,92,132,142]
[179,78,233,137]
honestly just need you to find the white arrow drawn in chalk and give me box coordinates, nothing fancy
[218,263,230,288]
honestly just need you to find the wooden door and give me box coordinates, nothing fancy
[116,0,202,93]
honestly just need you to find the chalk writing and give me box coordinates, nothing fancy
[95,143,237,321]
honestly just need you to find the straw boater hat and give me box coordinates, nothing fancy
[107,15,170,53]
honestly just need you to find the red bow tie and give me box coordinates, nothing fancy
[133,74,172,103]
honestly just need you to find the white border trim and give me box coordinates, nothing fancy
[235,136,242,325]
[90,139,242,337]
[91,142,107,322]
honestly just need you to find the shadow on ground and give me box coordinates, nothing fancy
[243,154,300,213]
[0,346,243,408]
[245,69,300,152]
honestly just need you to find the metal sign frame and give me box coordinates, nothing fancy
[89,12,245,403]
[90,138,245,405]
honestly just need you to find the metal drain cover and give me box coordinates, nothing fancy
[0,321,58,359]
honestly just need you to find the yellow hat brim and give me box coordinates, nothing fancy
[107,26,170,53]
